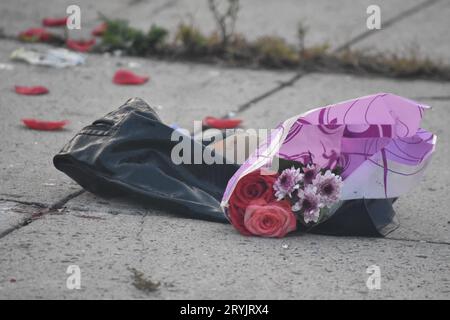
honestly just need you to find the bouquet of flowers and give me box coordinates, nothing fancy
[226,164,344,238]
[222,93,436,238]
[53,93,436,238]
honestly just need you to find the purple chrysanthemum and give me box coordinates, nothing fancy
[273,166,303,200]
[312,170,343,206]
[302,164,319,184]
[292,185,322,223]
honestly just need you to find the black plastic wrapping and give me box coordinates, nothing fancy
[54,98,399,236]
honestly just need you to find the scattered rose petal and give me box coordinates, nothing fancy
[15,85,49,95]
[22,119,69,131]
[92,22,107,36]
[113,69,149,85]
[203,116,242,129]
[18,28,53,42]
[66,39,96,52]
[42,17,68,27]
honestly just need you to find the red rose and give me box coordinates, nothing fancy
[229,170,277,209]
[228,204,252,236]
[228,170,291,236]
[244,199,296,238]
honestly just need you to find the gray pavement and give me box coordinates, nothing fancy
[0,0,449,299]
[0,207,449,299]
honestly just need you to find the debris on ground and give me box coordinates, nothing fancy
[0,63,14,70]
[22,119,69,131]
[203,116,242,129]
[116,61,141,69]
[226,111,237,118]
[113,69,149,85]
[130,268,160,293]
[11,48,85,68]
[14,85,49,95]
[42,183,56,186]
[113,50,123,57]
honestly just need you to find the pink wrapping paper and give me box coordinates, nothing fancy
[222,93,436,211]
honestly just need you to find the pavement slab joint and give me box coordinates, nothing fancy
[232,0,442,117]
[334,0,442,53]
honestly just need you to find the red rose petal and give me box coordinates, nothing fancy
[15,86,49,95]
[42,17,68,27]
[92,22,107,36]
[113,69,149,85]
[66,38,96,52]
[22,119,69,131]
[203,117,242,129]
[18,28,53,42]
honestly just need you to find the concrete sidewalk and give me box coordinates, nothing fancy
[0,0,449,299]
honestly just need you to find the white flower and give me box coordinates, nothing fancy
[302,163,319,184]
[312,170,343,206]
[292,185,323,224]
[273,166,303,200]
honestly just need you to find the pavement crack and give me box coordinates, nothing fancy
[136,212,148,264]
[0,223,28,239]
[334,0,442,53]
[48,189,85,210]
[0,197,47,208]
[232,0,442,117]
[0,207,48,240]
[231,72,305,115]
[0,189,85,240]
[385,236,450,246]
[412,95,450,101]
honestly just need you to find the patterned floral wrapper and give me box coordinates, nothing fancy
[221,93,436,224]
